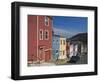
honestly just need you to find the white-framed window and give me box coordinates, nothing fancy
[39,29,43,40]
[44,16,49,26]
[44,30,49,40]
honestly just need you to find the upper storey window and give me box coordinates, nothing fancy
[39,29,43,40]
[45,16,49,26]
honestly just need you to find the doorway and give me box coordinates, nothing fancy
[38,47,45,62]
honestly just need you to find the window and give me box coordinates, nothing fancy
[44,30,49,40]
[45,16,49,26]
[63,40,65,45]
[61,40,62,45]
[39,29,43,40]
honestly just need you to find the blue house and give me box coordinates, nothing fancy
[52,34,60,61]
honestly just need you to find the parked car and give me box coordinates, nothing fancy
[69,55,80,63]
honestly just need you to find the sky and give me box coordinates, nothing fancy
[53,16,88,38]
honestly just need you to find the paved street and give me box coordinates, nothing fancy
[76,54,87,64]
[29,53,87,67]
[66,54,87,65]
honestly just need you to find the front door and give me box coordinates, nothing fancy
[38,47,45,62]
[45,50,51,62]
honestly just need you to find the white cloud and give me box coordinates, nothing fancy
[53,28,77,38]
[53,28,70,34]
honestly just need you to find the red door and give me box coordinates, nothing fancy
[45,50,51,62]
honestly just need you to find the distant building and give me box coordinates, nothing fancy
[69,33,87,58]
[59,36,67,59]
[28,15,53,64]
[52,34,60,61]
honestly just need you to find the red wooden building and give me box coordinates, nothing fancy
[28,15,52,64]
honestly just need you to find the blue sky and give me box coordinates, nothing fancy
[53,16,88,38]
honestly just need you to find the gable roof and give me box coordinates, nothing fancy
[69,33,87,43]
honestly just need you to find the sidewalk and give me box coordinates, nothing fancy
[30,62,55,66]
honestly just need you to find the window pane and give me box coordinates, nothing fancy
[61,40,62,45]
[39,30,43,40]
[63,40,65,45]
[44,30,49,40]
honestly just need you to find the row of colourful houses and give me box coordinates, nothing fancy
[52,34,68,61]
[52,32,87,62]
[28,15,87,65]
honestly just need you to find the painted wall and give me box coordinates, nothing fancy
[69,42,87,58]
[28,15,52,63]
[59,37,67,59]
[81,44,87,54]
[52,35,60,60]
[28,16,38,62]
[66,41,70,57]
[38,16,52,62]
[69,44,74,58]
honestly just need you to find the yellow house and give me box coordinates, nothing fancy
[59,36,67,59]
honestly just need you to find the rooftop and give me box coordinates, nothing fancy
[69,33,87,43]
